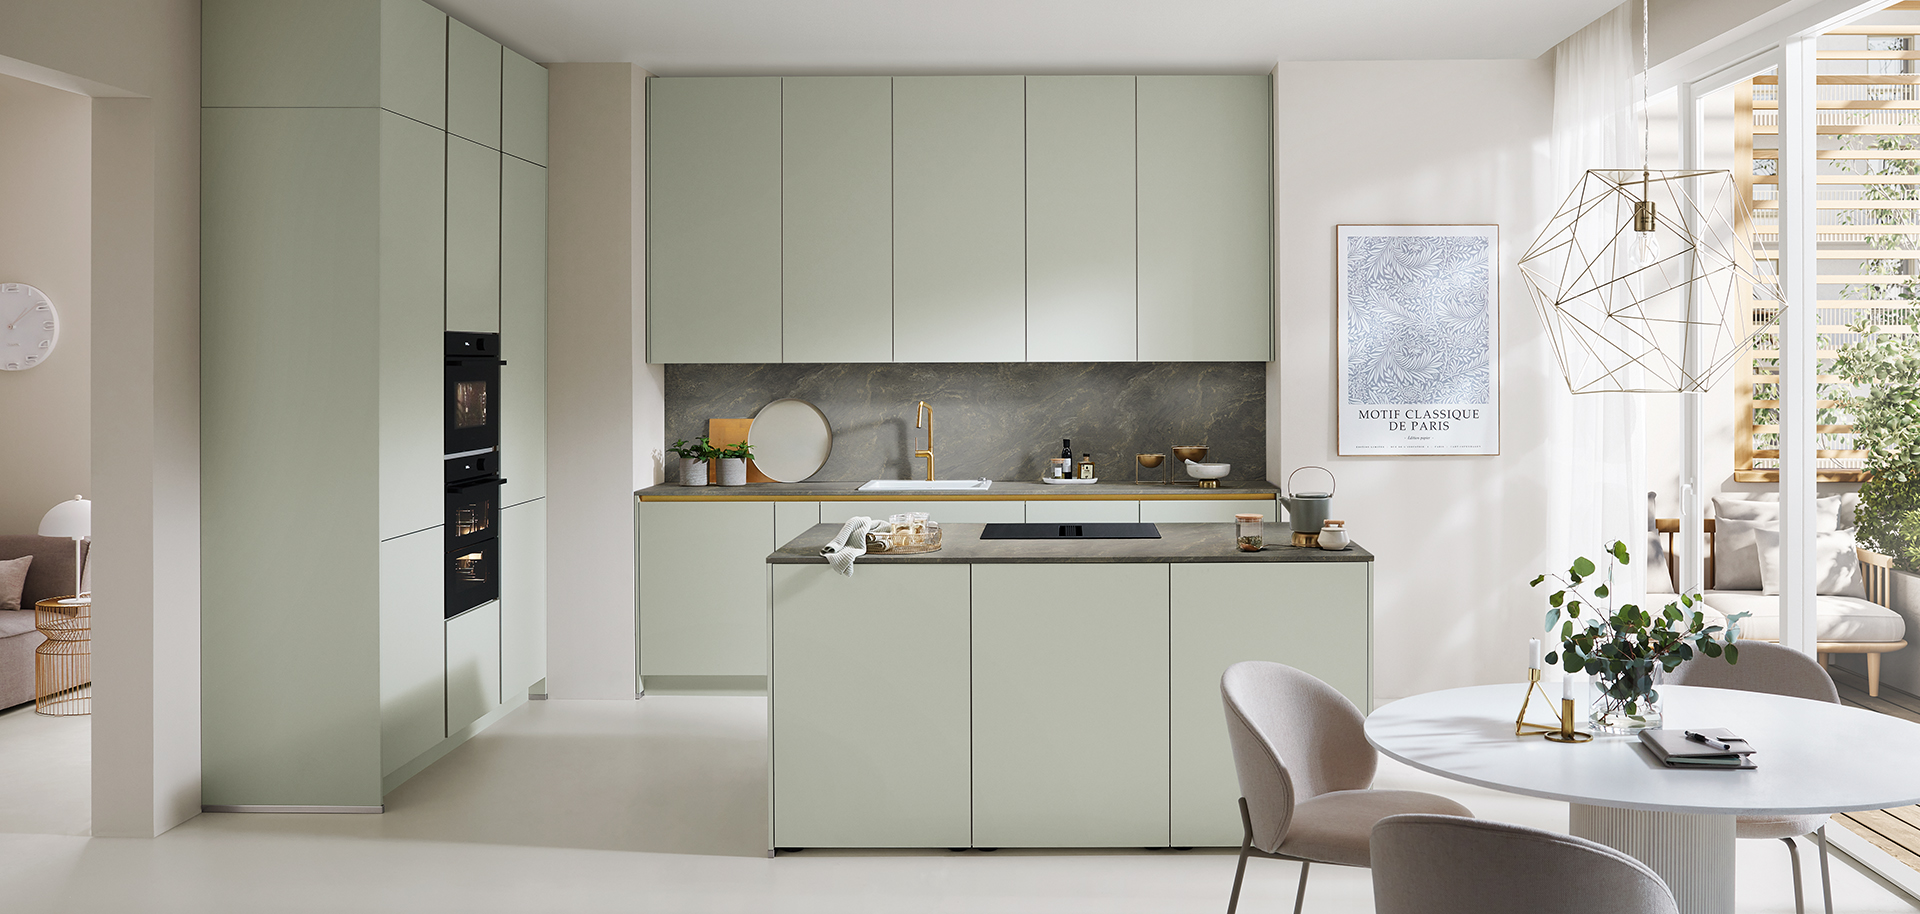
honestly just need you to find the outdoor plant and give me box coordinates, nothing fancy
[1832,314,1920,570]
[669,436,721,460]
[1532,541,1746,727]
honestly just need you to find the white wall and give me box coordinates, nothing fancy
[1271,59,1558,704]
[0,73,90,534]
[546,63,662,699]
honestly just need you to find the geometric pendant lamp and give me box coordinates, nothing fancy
[1519,167,1785,394]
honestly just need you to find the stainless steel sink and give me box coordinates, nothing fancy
[856,479,993,492]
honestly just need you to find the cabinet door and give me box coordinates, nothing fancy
[379,111,446,540]
[818,500,1024,526]
[501,48,548,166]
[202,0,444,125]
[893,76,1026,362]
[447,600,502,735]
[500,499,547,700]
[1169,563,1370,846]
[1139,498,1275,524]
[647,77,782,363]
[447,135,501,332]
[380,526,444,777]
[637,501,773,677]
[500,155,546,504]
[971,564,1171,847]
[447,17,502,148]
[772,564,972,848]
[1023,500,1139,524]
[1026,76,1136,361]
[783,77,892,362]
[1137,76,1271,362]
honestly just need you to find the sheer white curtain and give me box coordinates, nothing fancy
[1551,4,1649,603]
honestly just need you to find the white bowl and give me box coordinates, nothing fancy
[1185,461,1230,480]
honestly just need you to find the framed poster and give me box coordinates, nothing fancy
[1336,224,1500,456]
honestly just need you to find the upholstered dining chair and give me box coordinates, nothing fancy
[1668,640,1841,914]
[1220,660,1472,914]
[1371,814,1680,914]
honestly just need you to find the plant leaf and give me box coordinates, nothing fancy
[1572,556,1597,577]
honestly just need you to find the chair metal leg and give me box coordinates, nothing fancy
[1227,798,1254,914]
[1292,861,1312,914]
[1782,836,1805,914]
[1818,826,1835,914]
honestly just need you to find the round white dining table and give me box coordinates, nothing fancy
[1366,683,1920,914]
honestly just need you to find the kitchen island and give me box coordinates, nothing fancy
[765,522,1371,852]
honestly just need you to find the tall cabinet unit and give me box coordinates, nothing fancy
[201,0,548,808]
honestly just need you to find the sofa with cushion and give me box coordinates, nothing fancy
[0,535,89,710]
[1658,492,1907,696]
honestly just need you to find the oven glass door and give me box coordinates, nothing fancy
[446,477,499,552]
[446,538,498,619]
[445,356,500,455]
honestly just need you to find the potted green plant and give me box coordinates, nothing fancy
[1832,314,1920,571]
[1532,541,1747,732]
[670,437,719,486]
[716,441,755,487]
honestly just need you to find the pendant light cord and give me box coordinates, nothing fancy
[1642,0,1652,187]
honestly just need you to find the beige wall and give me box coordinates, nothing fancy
[1270,58,1558,704]
[0,0,202,837]
[0,74,90,534]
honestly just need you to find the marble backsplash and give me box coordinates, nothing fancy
[664,362,1266,483]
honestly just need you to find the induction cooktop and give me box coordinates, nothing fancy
[978,523,1162,540]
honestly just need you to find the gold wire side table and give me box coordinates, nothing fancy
[34,595,91,716]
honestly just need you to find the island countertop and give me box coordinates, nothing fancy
[767,522,1371,565]
[637,479,1280,501]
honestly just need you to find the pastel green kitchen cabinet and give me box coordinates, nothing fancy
[446,600,502,735]
[446,135,502,332]
[638,501,774,682]
[817,500,1025,526]
[1025,76,1136,361]
[782,77,893,363]
[971,564,1171,847]
[647,77,783,363]
[380,526,444,777]
[1136,76,1272,362]
[501,48,548,166]
[201,0,447,128]
[446,17,502,148]
[500,154,547,504]
[1139,498,1275,524]
[1023,499,1139,524]
[892,76,1026,362]
[500,499,547,701]
[771,564,973,848]
[1169,562,1371,846]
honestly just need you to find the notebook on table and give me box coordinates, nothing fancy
[1638,728,1758,770]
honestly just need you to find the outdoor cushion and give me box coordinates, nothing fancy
[1713,493,1842,531]
[1712,518,1770,591]
[1753,527,1868,598]
[1701,590,1906,643]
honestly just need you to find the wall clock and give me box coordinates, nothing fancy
[0,283,58,371]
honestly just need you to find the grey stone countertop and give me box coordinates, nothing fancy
[637,479,1280,500]
[767,522,1371,565]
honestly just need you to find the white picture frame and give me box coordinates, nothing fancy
[1336,224,1500,456]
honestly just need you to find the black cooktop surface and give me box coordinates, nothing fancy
[979,523,1162,540]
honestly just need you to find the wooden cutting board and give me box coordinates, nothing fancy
[708,418,774,484]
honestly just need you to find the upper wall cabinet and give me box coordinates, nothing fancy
[782,77,893,363]
[502,49,549,165]
[647,78,784,364]
[203,0,447,128]
[1136,76,1272,362]
[893,76,1027,363]
[1026,77,1137,362]
[447,18,503,148]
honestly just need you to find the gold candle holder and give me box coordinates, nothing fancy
[1543,698,1593,743]
[1515,667,1560,736]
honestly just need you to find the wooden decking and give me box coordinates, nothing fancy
[1831,665,1920,870]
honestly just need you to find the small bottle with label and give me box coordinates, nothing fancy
[1050,438,1073,478]
[1076,452,1096,479]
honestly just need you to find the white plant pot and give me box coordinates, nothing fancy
[679,457,709,486]
[717,457,748,486]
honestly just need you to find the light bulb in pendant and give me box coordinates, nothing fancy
[1634,229,1660,270]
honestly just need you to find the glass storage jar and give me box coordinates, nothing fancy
[1235,514,1265,552]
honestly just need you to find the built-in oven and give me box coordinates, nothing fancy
[446,536,498,619]
[445,331,501,456]
[446,476,500,553]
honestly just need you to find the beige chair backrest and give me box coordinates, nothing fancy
[1220,660,1375,853]
[1666,639,1840,704]
[1372,814,1678,914]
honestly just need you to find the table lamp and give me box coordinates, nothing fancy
[38,495,90,598]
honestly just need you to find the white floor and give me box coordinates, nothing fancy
[0,696,1914,913]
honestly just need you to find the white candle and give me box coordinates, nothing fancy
[1529,639,1542,670]
[1563,672,1576,701]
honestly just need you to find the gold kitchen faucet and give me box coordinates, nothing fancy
[914,401,935,481]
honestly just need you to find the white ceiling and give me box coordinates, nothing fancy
[430,0,1621,75]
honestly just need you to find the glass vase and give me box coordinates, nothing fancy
[1589,665,1666,733]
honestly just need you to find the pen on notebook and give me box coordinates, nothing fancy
[1684,730,1734,752]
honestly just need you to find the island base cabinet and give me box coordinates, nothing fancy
[1169,562,1371,847]
[971,564,1170,847]
[771,564,972,848]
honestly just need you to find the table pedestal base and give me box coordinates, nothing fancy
[1571,804,1735,914]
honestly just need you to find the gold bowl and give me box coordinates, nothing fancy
[1172,445,1210,463]
[1136,453,1166,469]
